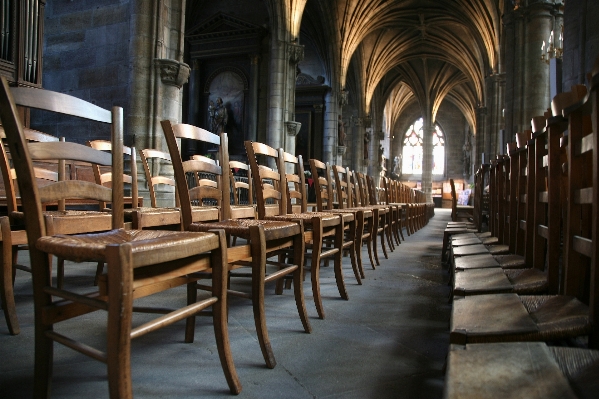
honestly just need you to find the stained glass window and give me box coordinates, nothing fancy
[401,118,445,175]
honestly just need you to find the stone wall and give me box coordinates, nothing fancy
[38,0,132,144]
[562,0,599,90]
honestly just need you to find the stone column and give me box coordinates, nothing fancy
[351,115,363,172]
[283,42,304,157]
[421,122,434,202]
[323,90,338,165]
[336,89,348,166]
[267,40,287,151]
[153,58,190,207]
[248,54,260,142]
[364,116,373,176]
[313,104,324,161]
[523,1,555,130]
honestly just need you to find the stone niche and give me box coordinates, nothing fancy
[184,13,266,160]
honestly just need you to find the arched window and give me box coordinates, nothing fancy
[401,118,445,175]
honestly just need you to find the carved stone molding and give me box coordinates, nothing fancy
[155,59,191,89]
[285,121,302,136]
[287,42,305,64]
[352,116,362,127]
[339,89,348,107]
[337,146,346,156]
[313,104,324,113]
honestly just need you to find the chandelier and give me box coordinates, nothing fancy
[541,26,563,64]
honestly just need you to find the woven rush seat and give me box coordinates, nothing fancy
[189,218,301,240]
[454,253,500,270]
[450,293,591,344]
[550,347,599,399]
[36,229,218,263]
[267,211,343,227]
[444,342,579,399]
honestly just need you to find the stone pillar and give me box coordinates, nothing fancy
[351,116,363,172]
[248,54,260,142]
[523,1,554,130]
[313,104,325,161]
[323,90,338,165]
[155,58,190,123]
[285,121,301,172]
[283,42,304,157]
[421,122,434,202]
[337,89,348,166]
[267,40,287,151]
[364,116,374,176]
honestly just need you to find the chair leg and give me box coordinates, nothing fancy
[1,235,19,335]
[291,224,311,334]
[210,230,242,395]
[249,225,276,369]
[385,213,395,252]
[309,217,325,319]
[56,258,64,289]
[94,262,104,286]
[347,218,361,285]
[184,281,198,343]
[355,213,366,279]
[398,210,405,241]
[105,244,134,399]
[372,210,381,266]
[333,217,349,301]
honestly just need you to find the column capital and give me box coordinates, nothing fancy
[285,121,302,136]
[154,59,190,89]
[363,116,372,129]
[313,104,324,113]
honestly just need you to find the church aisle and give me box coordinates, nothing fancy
[0,210,451,399]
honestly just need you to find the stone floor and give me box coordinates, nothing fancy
[0,209,451,399]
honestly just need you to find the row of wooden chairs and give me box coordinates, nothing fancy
[0,75,433,398]
[442,60,599,398]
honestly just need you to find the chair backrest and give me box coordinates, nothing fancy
[449,179,458,221]
[229,160,253,206]
[310,159,334,212]
[355,172,371,206]
[563,83,594,302]
[278,150,307,214]
[139,148,179,208]
[0,126,61,216]
[88,139,138,210]
[331,164,353,210]
[161,120,230,229]
[0,77,124,248]
[244,140,287,219]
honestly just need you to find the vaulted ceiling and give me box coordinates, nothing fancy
[301,0,504,131]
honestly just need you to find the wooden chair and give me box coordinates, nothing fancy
[0,128,60,334]
[327,163,376,274]
[450,178,474,222]
[308,160,364,280]
[452,130,551,297]
[449,88,593,348]
[245,140,349,319]
[361,173,394,258]
[0,77,241,396]
[444,62,599,399]
[161,120,310,368]
[379,176,404,245]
